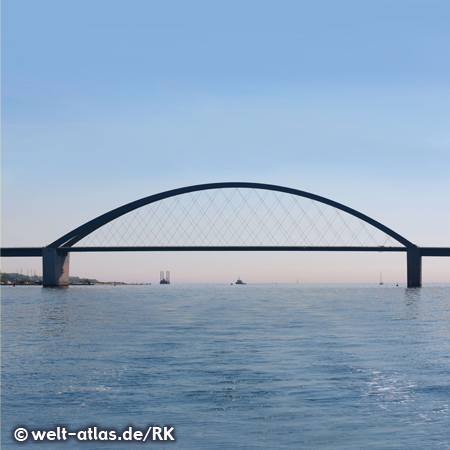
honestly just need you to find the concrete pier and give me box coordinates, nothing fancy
[42,248,70,286]
[407,247,422,287]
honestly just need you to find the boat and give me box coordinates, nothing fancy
[235,277,246,285]
[379,272,384,285]
[160,270,170,284]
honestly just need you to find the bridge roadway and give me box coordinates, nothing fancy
[2,246,450,257]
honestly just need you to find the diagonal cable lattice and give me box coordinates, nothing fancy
[76,188,401,248]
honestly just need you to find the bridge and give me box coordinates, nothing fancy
[2,182,449,287]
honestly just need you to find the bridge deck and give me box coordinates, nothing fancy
[2,246,450,257]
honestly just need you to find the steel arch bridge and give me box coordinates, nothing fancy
[2,182,449,286]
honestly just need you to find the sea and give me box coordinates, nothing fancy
[2,284,450,449]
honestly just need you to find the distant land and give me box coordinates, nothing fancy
[0,272,150,286]
[1,272,99,285]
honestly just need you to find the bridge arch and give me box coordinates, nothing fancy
[39,182,424,287]
[49,182,415,249]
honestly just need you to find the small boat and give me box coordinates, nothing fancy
[379,272,384,285]
[235,277,246,285]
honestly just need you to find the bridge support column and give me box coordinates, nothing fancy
[42,248,70,286]
[407,247,422,287]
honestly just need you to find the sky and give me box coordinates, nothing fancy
[2,0,450,283]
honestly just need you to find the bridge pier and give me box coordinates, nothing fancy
[407,247,422,287]
[42,248,70,286]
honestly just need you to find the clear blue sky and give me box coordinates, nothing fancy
[2,0,450,283]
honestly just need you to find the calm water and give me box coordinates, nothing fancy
[2,284,450,449]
